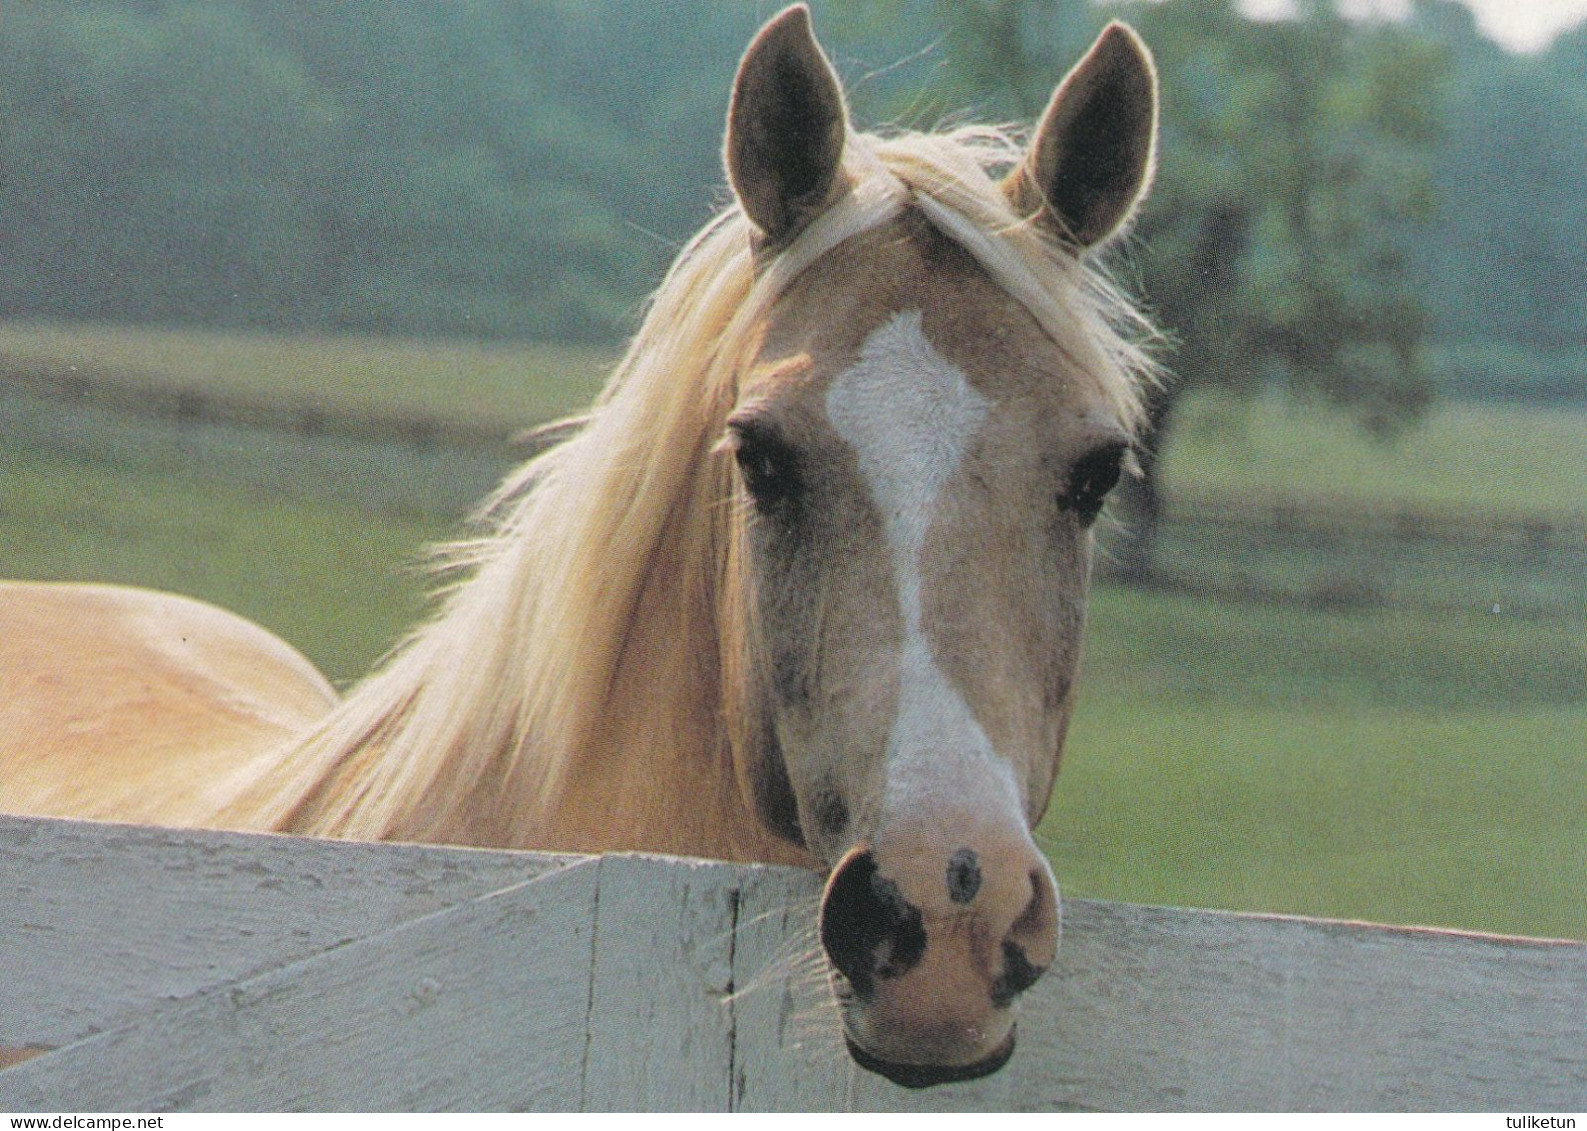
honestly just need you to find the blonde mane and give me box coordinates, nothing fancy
[218,125,1158,851]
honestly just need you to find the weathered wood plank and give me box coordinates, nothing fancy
[581,855,745,1111]
[1014,900,1587,1112]
[732,884,1587,1112]
[727,865,850,1110]
[0,814,576,1049]
[3,817,1584,1112]
[0,859,601,1112]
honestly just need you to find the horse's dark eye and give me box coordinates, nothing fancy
[1059,442,1127,527]
[732,426,801,511]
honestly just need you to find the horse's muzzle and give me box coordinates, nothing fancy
[844,1029,1017,1089]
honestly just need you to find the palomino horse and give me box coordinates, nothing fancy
[0,7,1158,1086]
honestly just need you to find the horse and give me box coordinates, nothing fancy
[0,6,1158,1087]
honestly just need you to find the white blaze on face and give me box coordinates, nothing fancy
[824,310,1024,819]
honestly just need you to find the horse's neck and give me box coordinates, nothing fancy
[509,601,806,864]
[479,515,811,865]
[254,516,809,868]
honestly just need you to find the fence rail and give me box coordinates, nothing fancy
[1,814,1583,1112]
[1171,491,1587,556]
[1103,491,1587,619]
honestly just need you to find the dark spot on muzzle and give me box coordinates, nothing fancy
[946,847,982,904]
[845,1028,1017,1089]
[989,940,1047,1009]
[820,848,926,1001]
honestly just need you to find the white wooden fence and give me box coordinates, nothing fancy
[1,813,1583,1112]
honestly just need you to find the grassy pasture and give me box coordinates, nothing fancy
[1044,589,1587,940]
[0,320,612,432]
[2,323,1583,939]
[1,422,451,684]
[1167,391,1587,517]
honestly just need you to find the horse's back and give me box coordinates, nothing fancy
[0,581,337,827]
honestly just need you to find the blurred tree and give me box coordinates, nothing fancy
[1411,1,1587,365]
[0,4,327,327]
[0,0,722,341]
[232,0,660,339]
[860,0,1443,579]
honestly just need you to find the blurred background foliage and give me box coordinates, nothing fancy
[3,0,1585,569]
[2,0,1584,369]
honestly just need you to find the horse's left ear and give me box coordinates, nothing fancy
[725,5,850,245]
[1005,22,1158,251]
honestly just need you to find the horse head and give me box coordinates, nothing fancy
[719,6,1158,1086]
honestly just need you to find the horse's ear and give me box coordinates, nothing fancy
[726,4,850,245]
[1005,21,1158,251]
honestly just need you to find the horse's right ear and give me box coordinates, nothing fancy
[725,5,850,246]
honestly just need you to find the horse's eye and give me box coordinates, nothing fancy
[732,425,801,511]
[1059,442,1128,527]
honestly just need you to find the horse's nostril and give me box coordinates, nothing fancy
[820,848,927,999]
[990,940,1048,1009]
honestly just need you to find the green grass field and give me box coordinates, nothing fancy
[0,320,611,431]
[3,322,1583,940]
[1,437,450,683]
[1166,390,1587,517]
[1044,589,1587,940]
